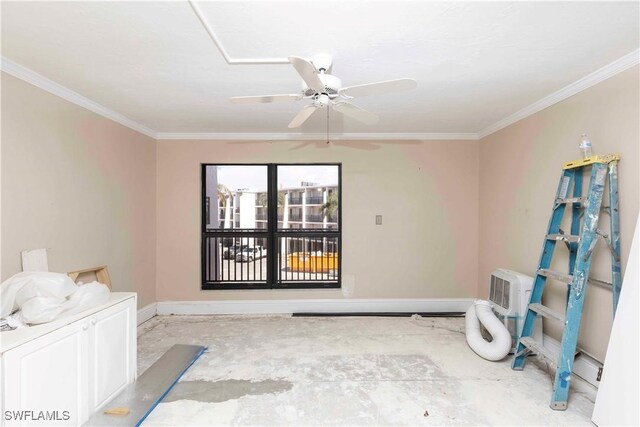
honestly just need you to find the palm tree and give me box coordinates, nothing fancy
[257,192,285,209]
[321,191,339,221]
[217,184,231,228]
[320,190,339,254]
[257,192,268,208]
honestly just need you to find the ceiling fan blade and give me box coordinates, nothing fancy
[332,101,379,125]
[289,141,317,151]
[339,78,417,98]
[332,141,380,151]
[288,56,324,92]
[288,105,319,128]
[230,94,301,104]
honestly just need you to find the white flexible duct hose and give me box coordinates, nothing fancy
[465,300,512,361]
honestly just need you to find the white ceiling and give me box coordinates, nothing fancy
[1,1,639,137]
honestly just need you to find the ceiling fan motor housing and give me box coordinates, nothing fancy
[313,93,330,108]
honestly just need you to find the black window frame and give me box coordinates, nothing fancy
[201,163,342,290]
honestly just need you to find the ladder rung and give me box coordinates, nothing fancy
[589,277,613,289]
[538,268,573,283]
[546,233,580,243]
[520,337,557,368]
[528,303,566,323]
[556,196,586,205]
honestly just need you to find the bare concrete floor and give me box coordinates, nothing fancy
[137,315,595,426]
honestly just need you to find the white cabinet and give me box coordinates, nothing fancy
[90,300,135,412]
[2,320,89,426]
[0,294,136,427]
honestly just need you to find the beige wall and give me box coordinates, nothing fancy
[156,139,479,302]
[479,65,640,361]
[1,73,157,308]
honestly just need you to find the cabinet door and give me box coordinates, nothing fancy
[2,321,89,426]
[89,298,136,412]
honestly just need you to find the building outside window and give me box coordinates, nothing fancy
[202,164,341,290]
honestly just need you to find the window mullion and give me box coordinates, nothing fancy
[267,164,278,287]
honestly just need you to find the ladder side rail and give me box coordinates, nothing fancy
[608,161,622,315]
[569,169,583,273]
[568,167,583,305]
[551,163,608,409]
[512,169,574,370]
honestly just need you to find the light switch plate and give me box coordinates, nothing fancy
[375,215,382,225]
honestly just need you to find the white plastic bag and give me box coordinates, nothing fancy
[20,296,68,324]
[60,282,110,317]
[1,272,111,325]
[1,272,77,317]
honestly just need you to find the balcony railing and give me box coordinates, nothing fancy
[306,214,325,223]
[288,197,303,205]
[306,197,323,205]
[203,235,267,284]
[278,235,339,285]
[201,234,339,287]
[289,215,302,222]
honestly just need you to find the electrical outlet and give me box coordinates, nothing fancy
[375,215,382,225]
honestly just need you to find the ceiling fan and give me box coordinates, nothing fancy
[229,54,417,129]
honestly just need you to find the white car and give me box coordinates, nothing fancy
[235,247,266,262]
[223,245,246,259]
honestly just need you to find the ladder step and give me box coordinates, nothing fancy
[546,233,580,243]
[538,268,573,283]
[556,196,586,205]
[528,303,566,323]
[520,337,557,368]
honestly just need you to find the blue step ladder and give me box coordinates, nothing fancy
[512,153,622,410]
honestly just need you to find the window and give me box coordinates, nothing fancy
[202,164,341,289]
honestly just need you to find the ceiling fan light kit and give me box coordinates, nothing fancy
[229,54,417,129]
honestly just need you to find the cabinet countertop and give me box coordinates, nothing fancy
[0,292,136,354]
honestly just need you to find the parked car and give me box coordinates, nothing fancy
[235,246,266,262]
[223,245,246,259]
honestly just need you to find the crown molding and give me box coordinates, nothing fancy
[0,56,156,139]
[478,49,640,139]
[155,132,479,141]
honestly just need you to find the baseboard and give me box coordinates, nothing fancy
[543,334,602,388]
[156,298,474,316]
[137,303,157,325]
